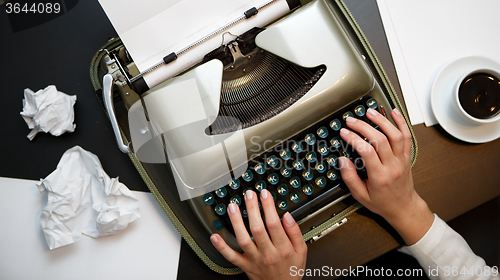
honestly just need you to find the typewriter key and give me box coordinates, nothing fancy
[280,166,292,177]
[277,184,289,196]
[228,178,240,190]
[290,177,301,188]
[315,162,326,173]
[302,169,314,181]
[354,105,366,117]
[229,195,242,206]
[327,154,338,166]
[305,151,317,162]
[277,199,288,210]
[203,193,215,206]
[242,170,253,182]
[327,169,339,181]
[290,191,301,203]
[213,219,223,230]
[342,111,354,121]
[330,119,341,131]
[255,181,267,192]
[330,136,342,149]
[339,149,350,158]
[215,187,227,198]
[267,173,279,185]
[280,148,291,160]
[305,133,316,145]
[366,98,378,110]
[267,155,279,168]
[292,142,304,153]
[317,126,329,138]
[254,162,266,175]
[293,159,304,171]
[315,176,327,188]
[318,144,329,156]
[214,203,227,215]
[243,188,253,197]
[302,184,314,196]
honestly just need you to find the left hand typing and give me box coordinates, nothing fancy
[210,189,307,280]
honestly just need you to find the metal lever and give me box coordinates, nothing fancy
[102,73,132,154]
[310,218,348,243]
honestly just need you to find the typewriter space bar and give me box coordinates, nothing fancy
[290,184,351,226]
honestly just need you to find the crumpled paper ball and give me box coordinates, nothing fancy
[37,146,140,250]
[20,85,76,140]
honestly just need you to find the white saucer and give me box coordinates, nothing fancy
[430,55,500,143]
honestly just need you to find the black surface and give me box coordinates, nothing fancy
[286,0,301,10]
[0,0,148,192]
[6,0,65,33]
[1,0,498,279]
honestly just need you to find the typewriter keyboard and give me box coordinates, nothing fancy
[201,96,384,232]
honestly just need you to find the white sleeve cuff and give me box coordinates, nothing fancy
[398,214,496,280]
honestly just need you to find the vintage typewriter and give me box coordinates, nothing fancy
[91,0,413,273]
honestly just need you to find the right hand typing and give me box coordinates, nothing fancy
[338,108,434,245]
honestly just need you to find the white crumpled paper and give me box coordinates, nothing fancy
[20,85,76,140]
[37,146,140,250]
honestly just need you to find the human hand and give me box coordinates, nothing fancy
[338,108,434,245]
[210,189,307,280]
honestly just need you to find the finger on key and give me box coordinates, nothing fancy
[365,108,405,159]
[260,189,290,248]
[344,116,393,164]
[245,190,273,249]
[226,202,258,255]
[338,156,370,204]
[339,127,382,172]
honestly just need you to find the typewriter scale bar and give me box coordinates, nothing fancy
[198,96,382,238]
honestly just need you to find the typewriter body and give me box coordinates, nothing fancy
[97,0,398,269]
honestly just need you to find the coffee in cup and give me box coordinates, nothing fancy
[454,68,500,124]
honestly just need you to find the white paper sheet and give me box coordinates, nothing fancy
[20,85,76,140]
[37,146,141,250]
[0,177,181,280]
[377,0,500,126]
[99,0,290,88]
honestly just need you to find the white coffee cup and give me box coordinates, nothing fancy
[453,68,500,124]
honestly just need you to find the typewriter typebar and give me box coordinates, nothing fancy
[99,0,398,258]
